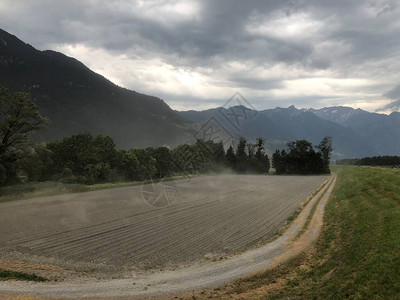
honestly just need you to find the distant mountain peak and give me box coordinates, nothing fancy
[224,104,256,113]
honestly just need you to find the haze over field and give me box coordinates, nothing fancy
[1,0,400,112]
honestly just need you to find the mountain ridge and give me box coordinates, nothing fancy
[0,28,192,149]
[178,105,399,158]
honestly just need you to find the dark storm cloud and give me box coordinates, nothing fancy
[377,84,400,112]
[384,84,400,100]
[0,0,316,66]
[377,99,400,112]
[1,0,400,111]
[0,0,396,66]
[227,76,283,91]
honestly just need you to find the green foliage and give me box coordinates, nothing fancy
[47,132,117,176]
[149,146,173,178]
[2,118,330,187]
[272,149,287,174]
[286,139,324,174]
[57,167,77,183]
[0,268,48,282]
[273,137,332,175]
[254,137,270,174]
[118,149,141,181]
[84,163,112,184]
[337,155,400,166]
[225,145,237,169]
[169,139,227,175]
[21,144,53,182]
[214,141,226,167]
[317,136,333,173]
[224,137,270,174]
[129,148,156,180]
[0,163,6,185]
[46,132,118,184]
[235,137,248,173]
[0,86,47,184]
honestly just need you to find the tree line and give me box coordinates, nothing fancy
[3,132,272,185]
[337,156,400,166]
[0,86,333,186]
[271,138,332,175]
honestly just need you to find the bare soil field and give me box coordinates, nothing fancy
[0,175,328,272]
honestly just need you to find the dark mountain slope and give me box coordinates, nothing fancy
[0,28,192,148]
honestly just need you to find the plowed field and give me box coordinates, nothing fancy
[0,175,328,269]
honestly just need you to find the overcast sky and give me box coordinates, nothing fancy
[1,0,400,112]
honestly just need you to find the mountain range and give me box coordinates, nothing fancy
[1,28,399,159]
[306,107,400,156]
[178,105,400,159]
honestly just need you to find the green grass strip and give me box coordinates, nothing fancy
[296,181,329,239]
[264,166,400,299]
[0,268,48,282]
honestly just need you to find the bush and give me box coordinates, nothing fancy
[0,163,6,185]
[57,168,77,184]
[84,163,111,185]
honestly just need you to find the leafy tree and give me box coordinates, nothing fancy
[247,142,257,172]
[149,147,172,178]
[225,145,237,170]
[272,149,287,175]
[84,162,112,184]
[0,163,5,184]
[285,140,325,174]
[254,137,270,174]
[21,144,54,182]
[118,149,140,181]
[0,86,48,184]
[272,137,333,175]
[280,149,288,173]
[213,141,226,171]
[171,144,195,174]
[193,140,213,172]
[317,136,333,173]
[129,149,156,181]
[235,137,248,173]
[47,132,118,183]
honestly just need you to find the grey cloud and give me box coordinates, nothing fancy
[376,99,400,112]
[377,84,400,112]
[384,84,400,99]
[227,76,283,91]
[1,0,400,110]
[2,0,398,68]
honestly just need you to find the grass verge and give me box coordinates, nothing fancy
[0,269,48,282]
[262,166,400,299]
